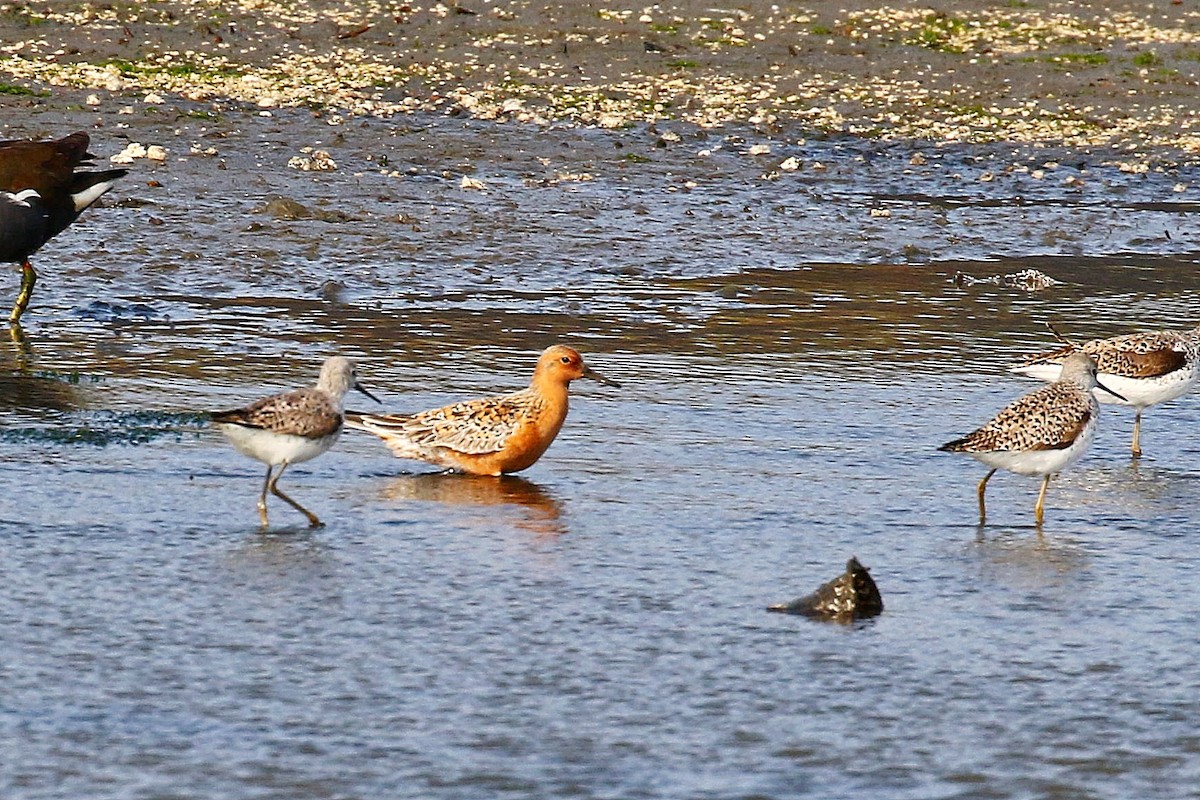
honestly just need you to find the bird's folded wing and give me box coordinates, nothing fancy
[358,395,529,455]
[971,386,1091,451]
[211,389,341,438]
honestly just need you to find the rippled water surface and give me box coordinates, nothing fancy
[4,110,1200,799]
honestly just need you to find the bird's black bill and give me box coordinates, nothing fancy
[1096,379,1126,402]
[583,366,621,388]
[355,382,382,403]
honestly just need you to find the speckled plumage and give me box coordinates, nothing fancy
[347,345,618,476]
[941,379,1095,457]
[941,353,1121,525]
[212,356,378,527]
[212,386,345,440]
[0,132,128,323]
[1011,326,1200,456]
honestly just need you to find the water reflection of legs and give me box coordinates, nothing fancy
[379,473,566,536]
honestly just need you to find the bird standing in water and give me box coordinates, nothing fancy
[1011,325,1200,458]
[347,345,619,476]
[940,353,1125,525]
[0,131,128,323]
[212,356,379,528]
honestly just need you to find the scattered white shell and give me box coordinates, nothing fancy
[287,150,337,171]
[85,94,101,106]
[143,93,164,104]
[779,156,801,171]
[460,176,488,191]
[145,145,168,162]
[748,144,771,155]
[597,112,627,129]
[110,142,148,164]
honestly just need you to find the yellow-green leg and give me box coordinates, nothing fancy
[267,462,322,528]
[10,259,37,324]
[977,468,997,524]
[1034,474,1051,525]
[1131,410,1142,458]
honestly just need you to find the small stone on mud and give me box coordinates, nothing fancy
[768,557,883,621]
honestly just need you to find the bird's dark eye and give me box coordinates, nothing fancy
[560,356,571,364]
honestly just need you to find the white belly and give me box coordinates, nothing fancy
[1095,369,1198,408]
[218,423,340,466]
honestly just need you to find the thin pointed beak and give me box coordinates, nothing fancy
[1096,379,1126,402]
[355,381,382,404]
[583,365,620,388]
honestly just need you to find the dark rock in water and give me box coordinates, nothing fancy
[767,557,883,621]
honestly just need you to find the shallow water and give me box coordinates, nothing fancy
[4,109,1200,799]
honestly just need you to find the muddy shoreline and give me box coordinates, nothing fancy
[2,1,1200,159]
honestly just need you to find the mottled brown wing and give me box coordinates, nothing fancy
[947,383,1091,452]
[211,388,341,438]
[356,390,536,454]
[1090,341,1188,378]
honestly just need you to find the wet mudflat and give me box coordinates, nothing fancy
[4,66,1200,800]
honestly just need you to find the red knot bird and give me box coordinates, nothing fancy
[1012,324,1200,457]
[346,344,618,476]
[0,132,128,323]
[940,352,1125,525]
[211,356,379,528]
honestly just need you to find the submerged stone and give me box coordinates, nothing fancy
[258,195,312,220]
[953,269,1061,292]
[768,557,883,621]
